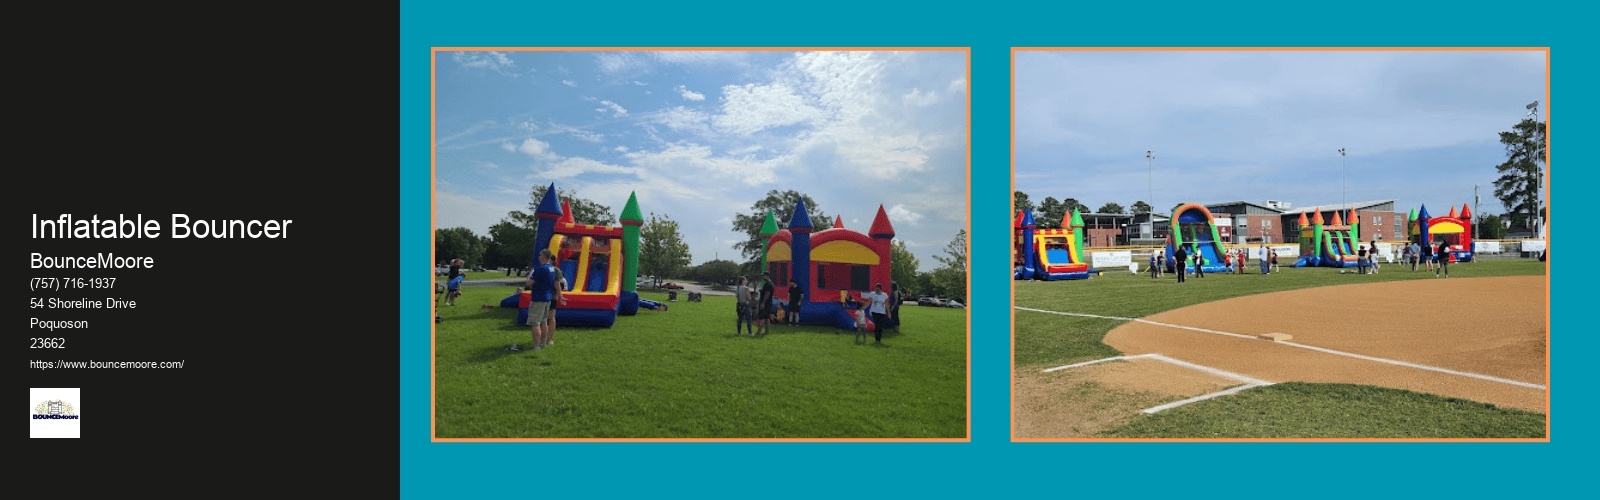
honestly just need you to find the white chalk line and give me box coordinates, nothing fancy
[1041,353,1274,413]
[1143,383,1273,414]
[1018,306,1547,391]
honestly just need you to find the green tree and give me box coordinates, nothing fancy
[1170,202,1186,215]
[692,259,741,285]
[889,240,920,291]
[1014,191,1034,216]
[1493,105,1546,235]
[486,221,536,269]
[435,227,485,267]
[930,229,967,303]
[1062,198,1082,216]
[731,190,831,262]
[1131,201,1152,214]
[1037,197,1066,229]
[1478,213,1508,240]
[639,212,692,281]
[1097,202,1125,214]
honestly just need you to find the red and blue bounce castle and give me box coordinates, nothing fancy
[760,198,897,331]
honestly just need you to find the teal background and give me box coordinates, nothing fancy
[402,1,1592,496]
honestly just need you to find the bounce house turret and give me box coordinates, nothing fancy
[1418,205,1433,248]
[1015,209,1038,280]
[788,199,814,308]
[759,211,778,272]
[1348,209,1360,241]
[532,184,563,268]
[833,215,844,229]
[1069,208,1087,265]
[618,192,644,314]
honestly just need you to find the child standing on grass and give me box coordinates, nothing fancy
[735,276,752,336]
[756,272,775,336]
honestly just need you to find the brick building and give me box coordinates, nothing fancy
[1200,199,1407,244]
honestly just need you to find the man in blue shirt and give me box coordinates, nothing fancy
[523,249,561,350]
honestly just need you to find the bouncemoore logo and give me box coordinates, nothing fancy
[33,399,79,420]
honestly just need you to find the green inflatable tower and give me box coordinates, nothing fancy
[620,192,643,293]
[759,210,779,272]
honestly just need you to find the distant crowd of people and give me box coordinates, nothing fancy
[736,274,903,344]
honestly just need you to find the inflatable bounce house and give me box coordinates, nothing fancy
[1013,208,1092,280]
[1408,203,1475,263]
[760,199,897,332]
[1292,208,1362,268]
[499,184,665,327]
[1166,203,1232,274]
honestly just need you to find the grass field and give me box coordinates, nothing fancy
[1014,258,1547,438]
[435,288,967,438]
[1104,382,1547,438]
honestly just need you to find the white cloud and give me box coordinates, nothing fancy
[903,88,938,107]
[652,51,747,65]
[596,53,643,74]
[613,145,629,153]
[517,121,541,132]
[479,161,499,169]
[714,82,823,134]
[597,100,628,117]
[451,51,517,77]
[676,85,705,101]
[507,138,561,161]
[948,77,967,93]
[727,144,763,156]
[561,80,576,87]
[626,143,779,185]
[633,80,648,86]
[549,123,604,143]
[539,157,634,179]
[888,204,924,225]
[652,106,710,132]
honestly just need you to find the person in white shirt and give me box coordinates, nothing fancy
[867,283,891,344]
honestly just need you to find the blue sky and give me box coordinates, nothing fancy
[1015,50,1546,219]
[435,50,968,265]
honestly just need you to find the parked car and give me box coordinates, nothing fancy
[661,282,685,289]
[435,266,449,276]
[917,297,946,307]
[945,300,965,309]
[472,265,486,272]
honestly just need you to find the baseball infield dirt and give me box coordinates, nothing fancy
[1015,358,1244,438]
[1102,275,1547,411]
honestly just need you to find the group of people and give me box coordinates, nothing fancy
[515,249,568,352]
[1399,239,1456,278]
[735,274,902,344]
[1153,245,1283,283]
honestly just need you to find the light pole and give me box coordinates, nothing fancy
[1145,150,1155,236]
[1338,148,1346,211]
[1527,101,1543,238]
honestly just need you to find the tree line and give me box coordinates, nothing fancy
[434,187,969,301]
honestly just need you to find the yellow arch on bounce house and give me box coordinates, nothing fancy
[1430,221,1465,234]
[767,240,792,262]
[812,240,878,264]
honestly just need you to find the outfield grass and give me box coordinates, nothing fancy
[435,288,967,438]
[1103,382,1547,438]
[1014,258,1547,438]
